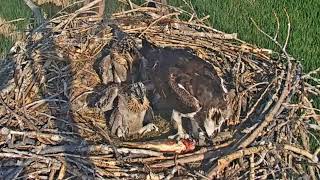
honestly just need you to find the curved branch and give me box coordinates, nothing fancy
[23,0,45,26]
[207,144,318,178]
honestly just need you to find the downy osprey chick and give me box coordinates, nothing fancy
[95,82,158,138]
[96,24,144,85]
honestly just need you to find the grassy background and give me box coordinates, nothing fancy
[172,0,320,72]
[0,0,31,54]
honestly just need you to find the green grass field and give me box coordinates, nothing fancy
[174,0,320,72]
[0,0,31,55]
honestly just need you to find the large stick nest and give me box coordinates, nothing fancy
[1,1,320,179]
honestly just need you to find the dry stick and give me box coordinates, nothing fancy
[305,76,320,84]
[149,146,229,168]
[313,147,320,161]
[49,168,57,180]
[259,70,285,116]
[23,0,45,26]
[0,150,53,161]
[154,0,193,17]
[40,144,163,157]
[112,7,160,16]
[284,103,320,113]
[125,155,169,163]
[250,18,290,58]
[127,0,134,10]
[177,20,240,40]
[77,113,123,160]
[53,0,102,31]
[283,144,318,162]
[179,165,208,180]
[242,80,275,123]
[18,168,51,179]
[0,96,38,130]
[199,15,210,22]
[208,144,318,178]
[303,67,320,79]
[168,29,237,40]
[230,70,284,151]
[181,0,197,19]
[283,9,290,51]
[139,12,180,37]
[25,98,67,109]
[118,0,140,9]
[77,0,105,13]
[65,156,105,179]
[0,127,77,144]
[300,128,317,180]
[52,0,86,18]
[209,146,273,177]
[150,153,205,168]
[272,11,280,41]
[188,13,195,23]
[249,154,255,180]
[95,167,133,178]
[306,83,320,93]
[7,166,24,180]
[0,18,26,28]
[57,162,67,179]
[37,112,95,134]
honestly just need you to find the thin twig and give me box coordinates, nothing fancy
[139,12,180,37]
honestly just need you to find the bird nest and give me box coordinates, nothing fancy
[1,1,320,179]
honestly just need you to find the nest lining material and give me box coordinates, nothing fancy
[0,1,320,179]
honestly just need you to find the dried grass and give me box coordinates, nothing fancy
[0,17,23,41]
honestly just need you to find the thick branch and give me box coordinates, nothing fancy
[23,0,45,26]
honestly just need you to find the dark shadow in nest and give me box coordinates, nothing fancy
[1,26,97,178]
[15,19,97,178]
[92,41,112,82]
[37,33,95,179]
[86,83,109,107]
[0,56,15,94]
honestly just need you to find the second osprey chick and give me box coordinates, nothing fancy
[96,82,158,138]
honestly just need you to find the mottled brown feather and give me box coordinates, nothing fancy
[127,96,150,113]
[168,68,201,111]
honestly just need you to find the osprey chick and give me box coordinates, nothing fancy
[96,24,143,85]
[95,82,158,138]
